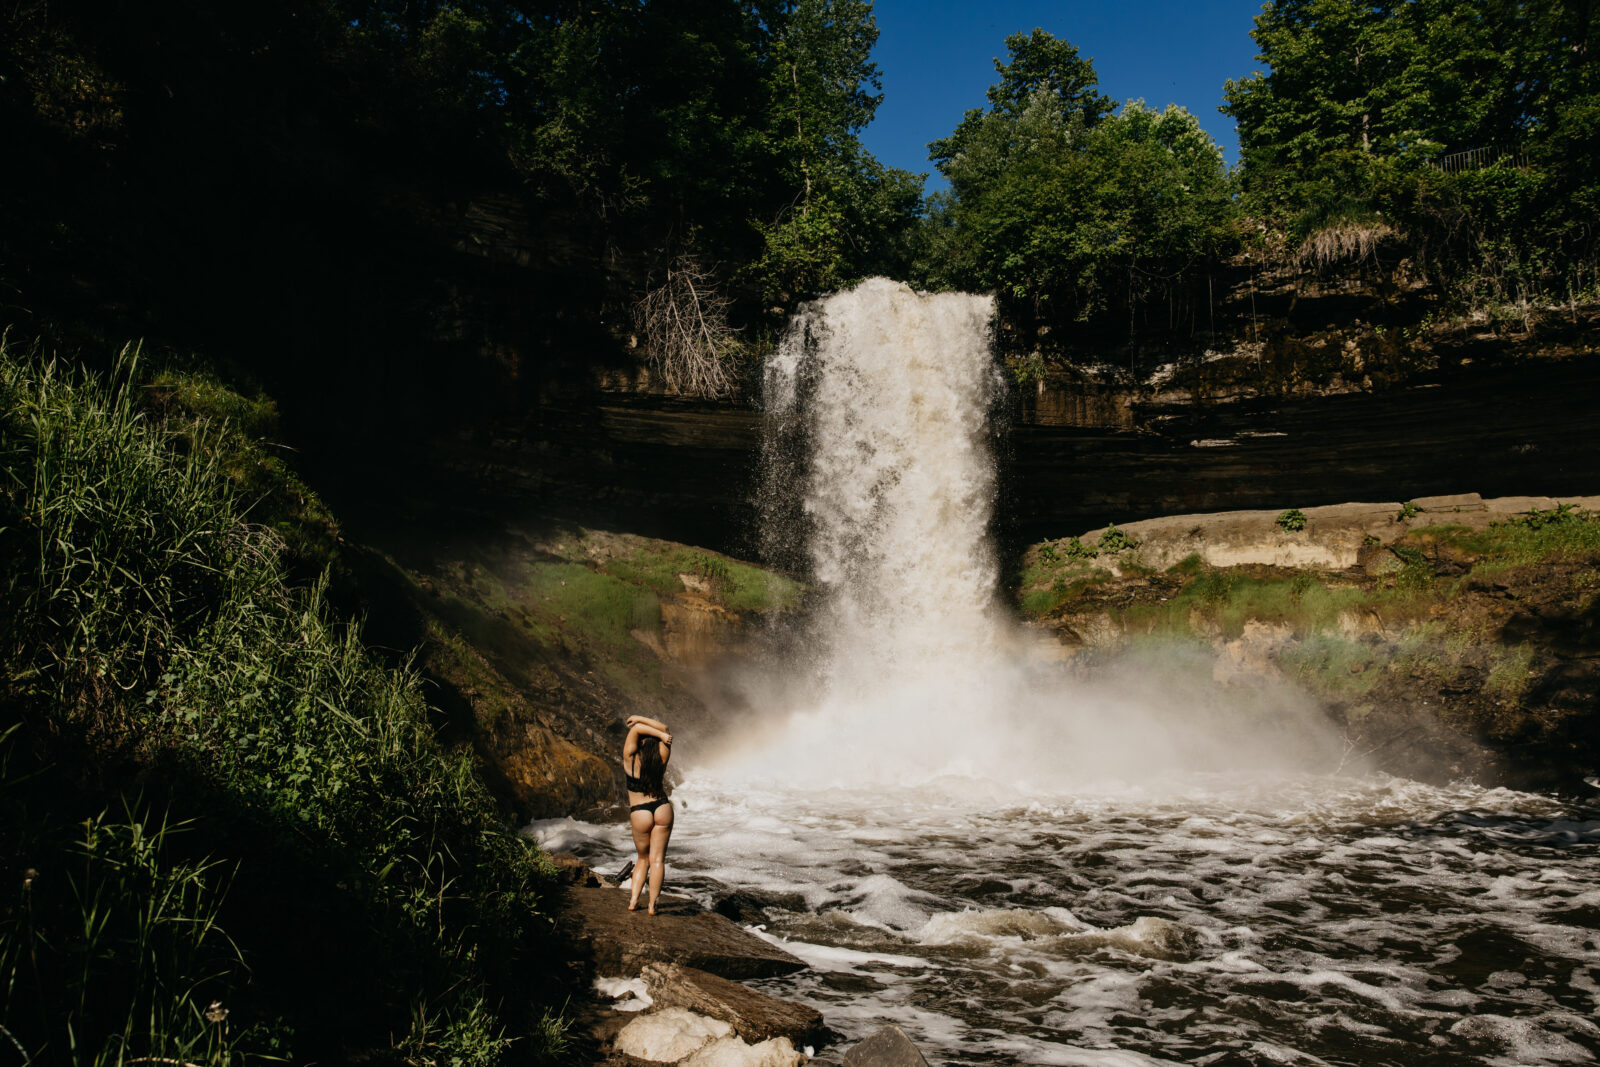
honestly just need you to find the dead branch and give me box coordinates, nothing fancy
[632,255,742,398]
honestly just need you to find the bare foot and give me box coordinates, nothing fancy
[647,906,657,916]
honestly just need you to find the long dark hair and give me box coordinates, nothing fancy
[631,735,668,798]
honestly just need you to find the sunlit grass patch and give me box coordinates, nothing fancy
[1016,560,1112,618]
[1401,508,1600,564]
[1278,633,1382,695]
[1134,570,1371,639]
[588,539,801,614]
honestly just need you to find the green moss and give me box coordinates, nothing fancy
[1142,570,1369,638]
[1169,552,1206,575]
[1016,562,1112,618]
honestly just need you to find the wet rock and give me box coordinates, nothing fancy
[549,851,602,887]
[561,886,807,979]
[841,1025,930,1067]
[613,1009,805,1067]
[1213,620,1293,686]
[642,962,824,1046]
[713,888,809,925]
[614,1008,732,1062]
[659,594,742,669]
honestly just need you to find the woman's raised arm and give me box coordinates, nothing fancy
[626,715,669,731]
[623,721,673,759]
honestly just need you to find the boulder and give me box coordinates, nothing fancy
[561,885,807,979]
[683,1035,806,1067]
[613,1009,805,1067]
[841,1026,930,1067]
[614,1008,732,1062]
[642,962,824,1046]
[549,852,601,887]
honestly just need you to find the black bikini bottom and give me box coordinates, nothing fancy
[629,798,670,815]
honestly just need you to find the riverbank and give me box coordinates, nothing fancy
[1016,492,1600,791]
[544,852,935,1067]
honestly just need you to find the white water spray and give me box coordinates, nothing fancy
[766,279,1005,692]
[711,277,1342,790]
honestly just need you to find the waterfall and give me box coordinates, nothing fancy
[742,278,1013,783]
[711,277,1340,790]
[765,277,1003,687]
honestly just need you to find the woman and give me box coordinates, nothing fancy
[622,714,674,914]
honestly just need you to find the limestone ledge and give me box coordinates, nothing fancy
[1072,493,1600,573]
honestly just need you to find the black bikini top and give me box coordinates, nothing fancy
[624,772,648,792]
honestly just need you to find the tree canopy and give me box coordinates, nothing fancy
[924,29,1235,333]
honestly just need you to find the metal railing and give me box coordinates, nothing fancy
[1431,144,1529,173]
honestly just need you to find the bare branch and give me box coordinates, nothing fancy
[632,255,743,398]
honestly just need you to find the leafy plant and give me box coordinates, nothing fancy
[1513,502,1584,530]
[1096,523,1141,554]
[1276,508,1308,532]
[1397,500,1421,520]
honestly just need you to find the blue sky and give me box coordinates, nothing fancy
[858,0,1268,187]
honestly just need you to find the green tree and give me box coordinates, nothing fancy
[928,30,1235,328]
[930,27,1113,173]
[1223,0,1600,301]
[748,0,924,301]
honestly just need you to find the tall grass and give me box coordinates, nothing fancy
[0,342,565,1065]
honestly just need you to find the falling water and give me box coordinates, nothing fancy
[763,278,1003,687]
[744,278,1021,782]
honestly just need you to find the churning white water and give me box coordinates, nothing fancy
[528,279,1600,1063]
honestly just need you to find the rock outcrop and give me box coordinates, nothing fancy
[1023,493,1600,789]
[641,963,824,1048]
[840,1026,931,1067]
[559,885,807,980]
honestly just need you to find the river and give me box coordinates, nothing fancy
[533,772,1600,1065]
[531,279,1600,1064]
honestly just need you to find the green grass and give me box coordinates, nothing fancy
[0,342,565,1065]
[1484,643,1537,702]
[1399,509,1600,564]
[1015,558,1112,618]
[584,539,801,614]
[1278,633,1383,696]
[1122,570,1371,638]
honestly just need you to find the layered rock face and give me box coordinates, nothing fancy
[418,342,1600,558]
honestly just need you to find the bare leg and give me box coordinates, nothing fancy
[646,803,674,915]
[628,808,654,910]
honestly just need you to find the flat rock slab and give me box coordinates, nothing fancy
[841,1026,931,1067]
[643,962,824,1046]
[561,885,806,980]
[1075,493,1600,571]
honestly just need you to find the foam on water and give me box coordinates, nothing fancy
[529,774,1600,1063]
